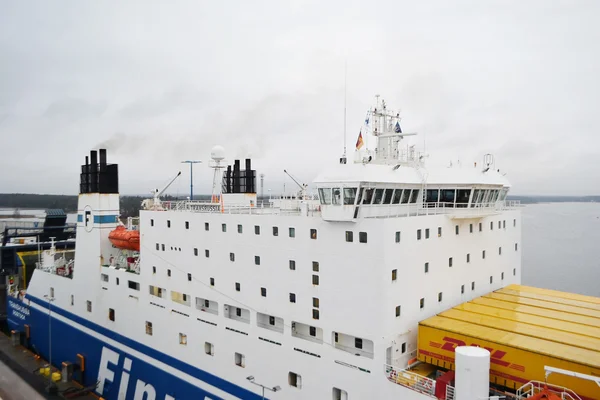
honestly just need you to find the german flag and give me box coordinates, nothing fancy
[356,130,364,150]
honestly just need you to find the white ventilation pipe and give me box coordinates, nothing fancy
[455,346,490,400]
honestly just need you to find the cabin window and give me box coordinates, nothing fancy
[417,229,422,240]
[289,260,296,270]
[401,189,411,204]
[503,220,506,229]
[395,306,401,317]
[235,283,240,292]
[273,226,279,236]
[513,268,516,276]
[515,243,518,251]
[410,189,420,203]
[185,221,189,229]
[156,243,159,250]
[210,277,214,286]
[332,188,342,205]
[455,225,459,235]
[344,188,357,205]
[499,247,502,255]
[205,249,210,258]
[235,352,245,367]
[290,293,296,303]
[255,225,260,235]
[109,308,115,321]
[289,372,302,388]
[461,285,465,294]
[373,188,385,204]
[345,231,353,242]
[420,298,425,309]
[440,189,455,205]
[501,272,505,280]
[161,244,165,251]
[470,224,473,233]
[467,253,470,263]
[449,257,453,267]
[289,227,296,237]
[472,281,475,290]
[514,219,516,227]
[362,188,374,204]
[188,273,192,282]
[355,338,363,349]
[490,221,494,230]
[237,224,243,233]
[309,326,317,337]
[167,220,171,228]
[151,219,154,227]
[426,189,439,203]
[319,188,332,205]
[383,188,394,204]
[71,295,74,306]
[145,321,153,335]
[312,275,319,285]
[153,266,156,274]
[359,232,367,243]
[392,269,397,281]
[310,229,317,239]
[392,189,403,204]
[425,228,430,239]
[261,288,267,297]
[222,223,227,232]
[313,309,319,319]
[424,262,429,273]
[312,261,319,272]
[87,300,92,312]
[479,222,482,232]
[482,250,486,259]
[255,256,260,265]
[128,280,140,290]
[194,248,198,256]
[230,253,235,262]
[205,342,214,356]
[438,227,442,237]
[490,276,493,284]
[313,297,319,308]
[395,231,401,243]
[204,222,209,231]
[438,292,443,302]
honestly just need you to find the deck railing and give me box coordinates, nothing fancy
[517,381,582,400]
[384,363,436,398]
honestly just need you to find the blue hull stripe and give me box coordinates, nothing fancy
[26,295,261,400]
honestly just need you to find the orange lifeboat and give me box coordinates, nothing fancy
[108,225,140,251]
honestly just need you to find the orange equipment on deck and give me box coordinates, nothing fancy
[526,387,562,400]
[108,226,140,251]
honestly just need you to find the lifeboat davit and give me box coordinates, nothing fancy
[108,225,140,251]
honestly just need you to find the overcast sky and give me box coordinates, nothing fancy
[1,1,599,196]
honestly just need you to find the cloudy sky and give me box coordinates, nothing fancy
[1,1,599,196]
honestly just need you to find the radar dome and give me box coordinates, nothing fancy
[211,145,225,161]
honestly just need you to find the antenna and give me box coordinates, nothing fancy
[260,173,265,199]
[340,61,348,165]
[209,146,226,202]
[180,160,202,200]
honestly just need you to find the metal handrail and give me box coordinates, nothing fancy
[384,364,436,398]
[517,381,582,400]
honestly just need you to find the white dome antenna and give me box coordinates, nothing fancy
[211,145,225,162]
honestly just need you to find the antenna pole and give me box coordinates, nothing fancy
[181,160,202,200]
[343,61,347,158]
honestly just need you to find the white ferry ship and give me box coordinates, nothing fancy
[5,98,600,400]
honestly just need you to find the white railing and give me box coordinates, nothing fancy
[445,384,455,400]
[384,364,436,398]
[517,381,582,400]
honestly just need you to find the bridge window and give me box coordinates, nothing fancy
[362,188,374,204]
[440,189,455,205]
[410,189,420,203]
[401,189,411,204]
[373,189,385,204]
[344,188,357,205]
[319,188,332,205]
[392,189,403,204]
[456,189,471,207]
[383,188,394,204]
[332,188,342,205]
[426,189,439,203]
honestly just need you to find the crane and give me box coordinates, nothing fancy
[283,169,308,200]
[141,171,182,210]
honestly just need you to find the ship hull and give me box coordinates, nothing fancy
[7,296,261,400]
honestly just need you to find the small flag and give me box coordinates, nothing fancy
[356,130,364,150]
[395,121,402,133]
[365,112,370,125]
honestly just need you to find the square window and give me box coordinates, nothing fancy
[255,256,260,265]
[424,262,429,273]
[312,261,319,272]
[392,269,397,281]
[312,275,319,285]
[417,229,422,240]
[205,249,210,258]
[194,248,198,256]
[359,232,367,243]
[151,219,154,227]
[145,321,153,335]
[425,228,430,239]
[438,227,442,237]
[188,273,192,282]
[179,333,187,345]
[235,283,241,292]
[420,298,425,309]
[222,223,227,232]
[455,225,459,235]
[109,308,115,321]
[289,227,295,237]
[230,253,235,262]
[289,372,302,388]
[395,306,401,317]
[345,231,353,242]
[395,231,401,243]
[185,221,189,229]
[469,224,473,233]
[310,229,317,239]
[499,247,502,255]
[167,220,171,228]
[261,287,267,297]
[461,285,465,294]
[210,277,215,286]
[255,225,260,235]
[205,222,209,231]
[309,326,316,336]
[313,297,319,308]
[482,250,486,259]
[153,266,156,274]
[401,342,407,353]
[467,253,470,263]
[313,309,319,319]
[289,293,296,303]
[449,257,453,267]
[472,281,475,290]
[479,223,482,232]
[237,224,243,233]
[234,352,245,367]
[438,292,443,302]
[168,269,171,277]
[355,338,363,349]
[87,301,92,312]
[490,276,493,284]
[289,260,296,270]
[205,342,214,356]
[273,226,278,236]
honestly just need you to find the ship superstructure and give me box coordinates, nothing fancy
[7,98,593,400]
